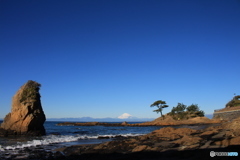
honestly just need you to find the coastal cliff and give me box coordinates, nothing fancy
[0,80,46,136]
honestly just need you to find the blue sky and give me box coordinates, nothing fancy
[1,0,239,119]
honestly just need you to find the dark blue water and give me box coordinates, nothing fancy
[45,121,161,136]
[0,121,163,154]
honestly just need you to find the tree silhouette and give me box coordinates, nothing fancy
[150,100,168,119]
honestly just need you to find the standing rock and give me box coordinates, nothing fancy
[1,80,46,136]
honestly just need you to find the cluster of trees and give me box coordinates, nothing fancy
[150,100,204,120]
[225,95,240,108]
[168,103,204,120]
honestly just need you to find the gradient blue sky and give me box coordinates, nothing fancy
[1,0,239,119]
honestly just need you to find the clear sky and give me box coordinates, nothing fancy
[1,0,239,119]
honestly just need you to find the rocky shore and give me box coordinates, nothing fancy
[2,117,239,160]
[52,118,239,160]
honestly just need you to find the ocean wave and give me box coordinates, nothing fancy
[0,133,142,151]
[97,133,143,138]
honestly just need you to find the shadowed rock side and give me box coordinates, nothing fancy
[0,80,46,136]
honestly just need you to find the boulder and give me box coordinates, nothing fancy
[1,80,46,136]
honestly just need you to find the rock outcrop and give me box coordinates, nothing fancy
[0,80,46,136]
[139,115,222,126]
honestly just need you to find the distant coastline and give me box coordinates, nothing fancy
[0,114,213,122]
[46,117,155,122]
[46,114,213,121]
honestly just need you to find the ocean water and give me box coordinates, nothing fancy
[0,121,163,157]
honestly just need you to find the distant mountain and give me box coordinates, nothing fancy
[47,117,154,122]
[118,113,133,119]
[47,115,214,122]
[47,112,155,122]
[205,114,213,119]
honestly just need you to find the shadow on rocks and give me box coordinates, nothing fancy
[62,145,240,160]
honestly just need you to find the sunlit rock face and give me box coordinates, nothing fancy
[1,80,46,136]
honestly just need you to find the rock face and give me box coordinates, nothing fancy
[1,80,46,136]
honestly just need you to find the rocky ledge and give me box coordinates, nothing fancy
[57,116,221,127]
[1,118,239,160]
[49,117,240,160]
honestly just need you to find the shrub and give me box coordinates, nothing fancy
[226,95,240,107]
[20,80,41,103]
[169,103,205,120]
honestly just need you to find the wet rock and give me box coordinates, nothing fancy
[23,147,31,152]
[113,135,128,140]
[53,151,66,159]
[0,128,17,137]
[98,136,112,139]
[13,155,29,160]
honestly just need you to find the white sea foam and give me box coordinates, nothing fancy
[1,133,142,151]
[0,145,4,152]
[98,133,143,138]
[2,134,83,150]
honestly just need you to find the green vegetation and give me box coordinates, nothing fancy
[168,103,204,120]
[226,95,240,108]
[150,100,168,119]
[20,80,41,103]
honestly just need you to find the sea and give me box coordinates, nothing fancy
[0,121,164,158]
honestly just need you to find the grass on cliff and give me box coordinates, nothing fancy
[20,80,41,103]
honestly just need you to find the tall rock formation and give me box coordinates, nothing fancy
[1,80,46,136]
